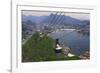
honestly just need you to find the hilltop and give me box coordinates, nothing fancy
[22,32,80,62]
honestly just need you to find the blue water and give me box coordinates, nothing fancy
[48,30,90,55]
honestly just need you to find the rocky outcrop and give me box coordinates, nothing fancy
[79,51,90,60]
[62,47,70,56]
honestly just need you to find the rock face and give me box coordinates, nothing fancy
[62,47,71,57]
[79,51,90,60]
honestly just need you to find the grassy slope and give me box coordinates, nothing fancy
[22,32,80,62]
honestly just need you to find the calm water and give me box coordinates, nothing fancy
[48,29,90,55]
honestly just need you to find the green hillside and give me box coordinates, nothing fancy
[22,32,80,62]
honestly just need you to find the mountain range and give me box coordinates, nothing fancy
[22,13,90,27]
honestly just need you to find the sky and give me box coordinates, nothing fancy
[22,10,90,20]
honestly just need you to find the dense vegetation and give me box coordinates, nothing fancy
[22,32,80,62]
